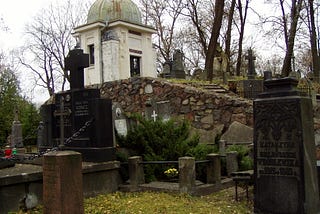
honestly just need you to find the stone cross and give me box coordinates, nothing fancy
[245,48,256,80]
[54,96,71,147]
[151,110,158,122]
[65,48,89,90]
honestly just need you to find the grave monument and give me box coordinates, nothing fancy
[145,98,171,122]
[239,48,264,99]
[171,49,186,79]
[11,108,23,148]
[254,77,320,213]
[40,48,115,162]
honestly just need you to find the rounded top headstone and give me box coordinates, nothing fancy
[87,0,142,25]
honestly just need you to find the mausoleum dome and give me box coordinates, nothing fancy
[87,0,142,25]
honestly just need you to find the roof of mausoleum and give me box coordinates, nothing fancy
[87,0,142,25]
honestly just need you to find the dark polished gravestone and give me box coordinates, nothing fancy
[254,77,320,214]
[39,48,115,162]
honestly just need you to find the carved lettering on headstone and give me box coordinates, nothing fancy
[255,100,300,178]
[254,78,320,213]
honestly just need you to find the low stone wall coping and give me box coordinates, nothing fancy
[0,161,121,187]
[0,164,42,186]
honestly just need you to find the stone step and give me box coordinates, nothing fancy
[202,85,228,93]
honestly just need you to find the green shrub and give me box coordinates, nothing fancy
[226,145,253,171]
[116,114,205,182]
[187,143,218,182]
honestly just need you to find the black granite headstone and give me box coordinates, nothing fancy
[65,48,89,90]
[40,48,115,162]
[254,78,320,213]
[39,104,57,150]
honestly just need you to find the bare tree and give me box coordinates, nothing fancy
[138,0,184,65]
[225,0,237,75]
[205,0,225,82]
[305,0,319,82]
[20,0,89,96]
[235,0,250,76]
[280,0,304,76]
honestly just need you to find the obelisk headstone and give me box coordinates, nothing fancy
[43,151,84,214]
[254,78,320,213]
[11,108,23,148]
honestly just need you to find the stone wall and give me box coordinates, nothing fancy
[98,77,253,143]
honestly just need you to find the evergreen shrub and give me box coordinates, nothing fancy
[226,145,253,171]
[116,114,216,182]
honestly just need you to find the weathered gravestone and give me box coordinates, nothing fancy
[112,103,128,137]
[171,49,186,79]
[11,108,23,148]
[254,77,320,213]
[238,49,264,99]
[40,48,115,162]
[145,98,171,122]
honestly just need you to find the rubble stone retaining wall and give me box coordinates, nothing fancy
[97,77,253,143]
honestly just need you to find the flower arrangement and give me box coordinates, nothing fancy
[164,168,178,178]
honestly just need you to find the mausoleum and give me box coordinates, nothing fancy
[73,0,157,85]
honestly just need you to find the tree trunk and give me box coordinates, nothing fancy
[281,0,303,77]
[225,0,236,76]
[235,0,249,76]
[308,0,320,82]
[205,0,225,82]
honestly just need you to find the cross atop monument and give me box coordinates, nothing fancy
[245,48,256,80]
[65,48,89,90]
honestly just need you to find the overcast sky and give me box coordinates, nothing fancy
[0,0,47,50]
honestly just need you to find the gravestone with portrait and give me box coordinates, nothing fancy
[40,48,115,162]
[254,77,320,213]
[112,103,128,137]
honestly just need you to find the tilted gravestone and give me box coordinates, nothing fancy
[40,48,115,162]
[254,77,320,213]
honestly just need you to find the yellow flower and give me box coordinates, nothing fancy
[164,168,178,178]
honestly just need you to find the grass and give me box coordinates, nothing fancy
[15,187,253,214]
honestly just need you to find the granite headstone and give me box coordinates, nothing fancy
[254,78,320,213]
[40,48,115,162]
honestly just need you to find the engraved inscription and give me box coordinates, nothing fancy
[74,100,89,116]
[254,99,301,179]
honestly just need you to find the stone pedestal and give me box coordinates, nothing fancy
[226,151,238,176]
[218,140,226,155]
[43,151,83,214]
[128,156,144,191]
[206,153,221,184]
[179,157,195,194]
[254,78,320,213]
